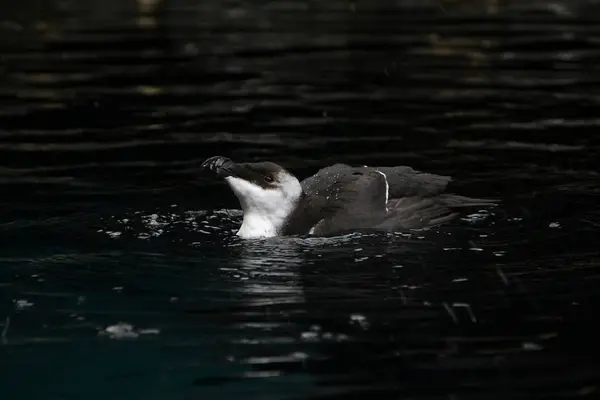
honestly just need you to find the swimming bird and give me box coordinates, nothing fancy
[201,156,496,239]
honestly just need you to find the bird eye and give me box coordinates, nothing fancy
[264,176,274,183]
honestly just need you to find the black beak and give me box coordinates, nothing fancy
[200,156,240,178]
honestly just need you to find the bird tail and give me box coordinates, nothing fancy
[378,195,498,231]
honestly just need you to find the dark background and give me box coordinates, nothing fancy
[1,1,600,399]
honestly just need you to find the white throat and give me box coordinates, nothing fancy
[225,174,302,239]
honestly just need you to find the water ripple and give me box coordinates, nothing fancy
[2,0,600,399]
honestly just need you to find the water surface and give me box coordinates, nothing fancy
[1,0,600,399]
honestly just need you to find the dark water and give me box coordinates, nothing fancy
[2,0,600,398]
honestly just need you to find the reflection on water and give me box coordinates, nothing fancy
[2,0,600,399]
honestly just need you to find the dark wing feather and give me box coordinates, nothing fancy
[302,163,452,198]
[378,194,497,231]
[377,197,459,230]
[291,163,497,236]
[309,170,389,235]
[285,165,388,236]
[376,166,451,198]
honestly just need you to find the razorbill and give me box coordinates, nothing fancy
[201,156,497,239]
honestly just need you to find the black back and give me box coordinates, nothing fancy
[282,167,389,236]
[281,163,496,236]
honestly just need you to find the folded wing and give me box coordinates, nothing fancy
[291,165,388,236]
[296,163,496,236]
